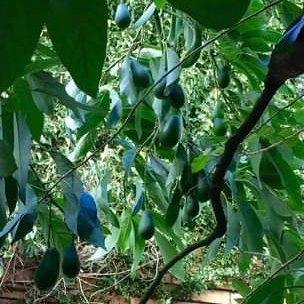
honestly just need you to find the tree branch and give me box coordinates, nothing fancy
[140,76,283,303]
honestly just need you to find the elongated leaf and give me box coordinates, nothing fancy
[155,232,185,280]
[13,115,32,203]
[12,79,44,140]
[167,0,251,30]
[267,149,302,211]
[132,3,156,29]
[46,0,108,97]
[244,275,285,304]
[0,140,17,178]
[131,218,145,272]
[0,0,44,92]
[51,152,84,234]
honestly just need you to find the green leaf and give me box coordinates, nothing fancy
[131,218,145,273]
[154,0,166,9]
[46,0,108,97]
[39,205,73,256]
[167,0,251,30]
[267,149,302,211]
[0,0,44,92]
[14,115,32,202]
[244,275,286,304]
[191,152,210,174]
[155,231,185,280]
[12,79,44,141]
[0,140,17,178]
[51,152,84,234]
[117,210,133,252]
[132,3,156,29]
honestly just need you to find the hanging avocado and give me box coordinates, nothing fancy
[180,164,198,195]
[159,115,183,148]
[62,244,81,279]
[130,60,151,89]
[213,118,227,136]
[196,174,210,203]
[138,210,155,240]
[213,101,224,119]
[166,83,186,109]
[217,64,231,89]
[115,3,131,30]
[35,247,60,291]
[154,79,167,100]
[182,196,200,222]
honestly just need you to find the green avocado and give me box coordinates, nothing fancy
[62,244,80,279]
[130,60,151,89]
[138,210,155,240]
[182,196,200,222]
[217,64,231,89]
[154,79,167,99]
[213,118,227,136]
[213,101,224,119]
[166,83,186,109]
[196,174,210,202]
[35,247,60,291]
[12,211,37,243]
[159,115,182,148]
[180,164,198,195]
[115,3,131,30]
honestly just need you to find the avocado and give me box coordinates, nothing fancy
[180,164,198,195]
[213,118,227,136]
[182,196,200,222]
[196,174,210,202]
[35,247,60,291]
[217,64,230,89]
[154,79,167,99]
[166,83,185,108]
[62,244,80,279]
[159,115,182,148]
[213,101,224,119]
[115,3,131,30]
[165,187,183,227]
[138,210,155,240]
[12,211,37,243]
[130,60,151,89]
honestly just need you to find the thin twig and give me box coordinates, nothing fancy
[246,127,304,155]
[243,248,304,303]
[253,92,304,134]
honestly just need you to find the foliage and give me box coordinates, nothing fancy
[1,0,304,303]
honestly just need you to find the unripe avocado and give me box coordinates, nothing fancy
[130,60,151,89]
[166,83,185,109]
[138,210,155,240]
[213,102,224,119]
[196,175,210,202]
[213,118,227,136]
[115,3,131,30]
[217,64,230,89]
[35,248,60,291]
[154,79,167,99]
[159,115,182,148]
[180,165,197,195]
[182,196,200,222]
[62,244,80,279]
[12,211,37,243]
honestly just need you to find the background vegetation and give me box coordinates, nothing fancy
[1,0,304,303]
